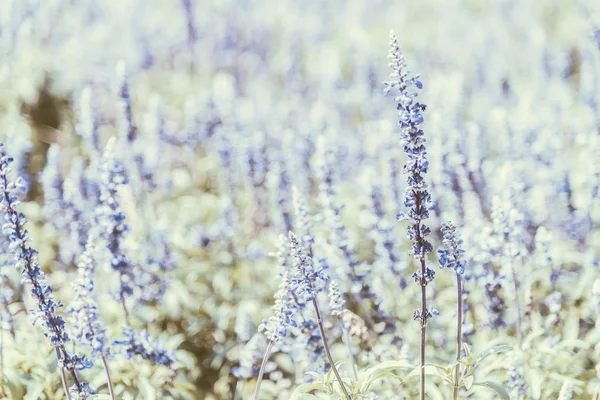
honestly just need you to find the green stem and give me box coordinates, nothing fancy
[341,320,358,381]
[312,296,351,400]
[102,355,116,400]
[453,274,463,400]
[57,348,72,400]
[253,341,274,400]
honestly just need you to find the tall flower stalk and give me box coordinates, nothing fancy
[67,232,114,400]
[96,139,134,324]
[384,30,434,400]
[438,221,466,400]
[0,143,93,399]
[254,271,295,400]
[288,232,351,399]
[329,281,357,380]
[491,196,524,345]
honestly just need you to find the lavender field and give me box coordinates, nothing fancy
[1,0,600,399]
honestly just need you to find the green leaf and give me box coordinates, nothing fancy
[24,383,44,400]
[474,345,512,366]
[292,382,324,394]
[139,378,156,400]
[4,371,24,400]
[463,343,473,360]
[305,372,323,382]
[372,360,414,371]
[472,381,510,400]
[359,360,412,392]
[359,370,402,393]
[403,365,448,383]
[463,343,474,366]
[464,376,474,390]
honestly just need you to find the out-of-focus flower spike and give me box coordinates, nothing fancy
[258,271,296,343]
[115,61,138,143]
[76,85,100,152]
[40,144,64,227]
[0,142,93,397]
[328,281,345,317]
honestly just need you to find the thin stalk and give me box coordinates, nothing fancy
[412,184,429,400]
[234,380,242,400]
[341,320,358,381]
[120,290,131,326]
[3,179,84,395]
[0,313,3,387]
[253,340,274,400]
[57,348,72,400]
[101,355,116,400]
[312,296,351,400]
[508,257,523,346]
[59,346,83,394]
[453,274,463,400]
[419,257,427,400]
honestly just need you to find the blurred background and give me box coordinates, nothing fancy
[1,0,600,399]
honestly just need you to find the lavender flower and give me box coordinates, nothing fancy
[76,86,100,152]
[439,221,466,275]
[40,144,64,229]
[367,183,406,285]
[268,150,292,232]
[114,327,175,369]
[385,30,433,270]
[286,232,350,399]
[485,278,507,329]
[342,310,374,351]
[0,143,92,397]
[95,139,135,311]
[255,270,297,399]
[328,281,345,317]
[507,357,527,400]
[60,157,91,264]
[288,231,329,301]
[385,29,432,400]
[116,62,138,143]
[534,226,558,283]
[292,186,314,251]
[232,334,264,379]
[258,271,297,343]
[438,220,467,400]
[67,233,109,358]
[412,308,439,323]
[491,195,524,342]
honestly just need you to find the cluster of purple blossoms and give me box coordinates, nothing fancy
[96,140,136,307]
[328,281,345,317]
[385,30,435,323]
[258,271,297,343]
[114,326,175,369]
[0,143,93,397]
[439,221,466,275]
[67,233,109,358]
[116,62,138,143]
[485,279,507,329]
[288,231,330,302]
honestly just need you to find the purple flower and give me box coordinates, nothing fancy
[67,233,109,358]
[259,271,297,343]
[0,142,92,395]
[114,327,175,369]
[384,30,434,266]
[288,231,329,301]
[438,220,466,275]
